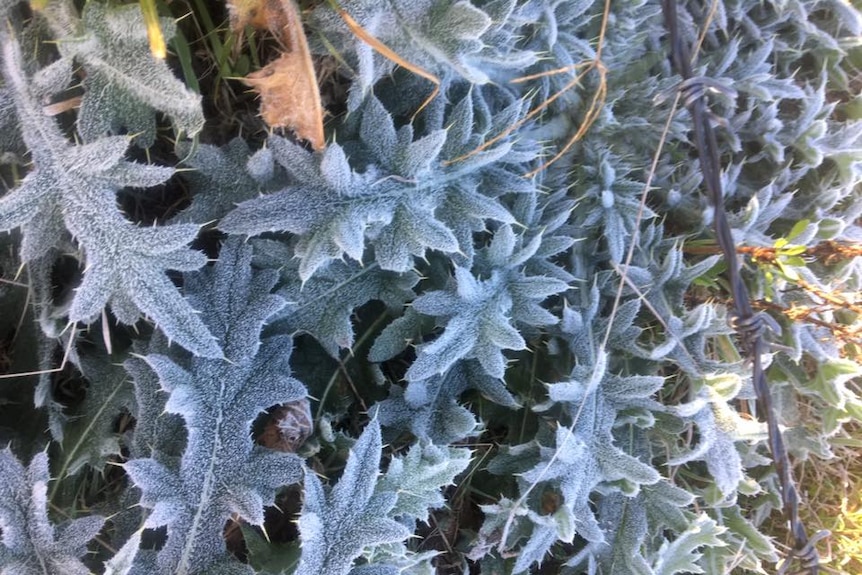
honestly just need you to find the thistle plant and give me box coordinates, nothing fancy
[0,0,859,573]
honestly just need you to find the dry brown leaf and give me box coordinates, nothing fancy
[242,53,326,150]
[233,0,326,150]
[227,0,288,33]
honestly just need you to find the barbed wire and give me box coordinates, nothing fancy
[660,1,822,573]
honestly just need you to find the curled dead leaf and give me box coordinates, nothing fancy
[232,0,326,150]
[242,51,325,150]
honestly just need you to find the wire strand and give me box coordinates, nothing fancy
[660,1,821,573]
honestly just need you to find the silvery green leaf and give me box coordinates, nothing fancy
[221,95,527,277]
[295,420,411,575]
[408,222,568,381]
[0,449,105,574]
[0,34,218,357]
[104,530,143,575]
[652,515,726,575]
[270,259,419,357]
[642,481,695,534]
[172,139,262,225]
[716,506,777,564]
[69,3,203,144]
[377,361,513,444]
[123,240,305,575]
[378,443,471,523]
[594,493,652,575]
[310,0,536,109]
[668,390,744,498]
[512,516,557,574]
[219,140,397,278]
[368,307,429,362]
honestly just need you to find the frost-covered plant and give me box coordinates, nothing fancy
[0,0,860,573]
[121,239,306,574]
[0,6,216,357]
[0,449,105,574]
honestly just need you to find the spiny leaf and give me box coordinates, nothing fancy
[270,258,419,357]
[0,449,105,575]
[0,33,219,357]
[123,240,305,575]
[70,3,204,144]
[295,420,410,575]
[652,515,726,575]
